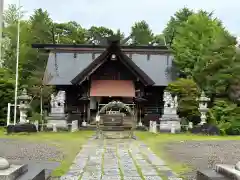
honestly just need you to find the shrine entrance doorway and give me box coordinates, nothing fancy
[96,101,136,139]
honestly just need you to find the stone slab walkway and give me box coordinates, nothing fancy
[60,139,180,180]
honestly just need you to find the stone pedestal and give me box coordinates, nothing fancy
[160,91,181,133]
[149,121,157,133]
[82,121,87,127]
[47,91,67,129]
[0,158,50,180]
[46,108,67,129]
[160,114,181,133]
[52,124,57,132]
[51,107,64,114]
[0,158,28,180]
[197,163,240,180]
[0,164,28,180]
[138,121,143,127]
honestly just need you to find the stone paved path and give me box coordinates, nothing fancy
[60,139,179,180]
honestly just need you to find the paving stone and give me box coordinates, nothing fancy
[85,165,102,171]
[89,156,102,160]
[101,175,122,180]
[60,174,80,180]
[103,168,120,176]
[121,169,139,176]
[123,176,142,180]
[88,161,102,166]
[84,168,101,174]
[151,159,166,166]
[67,168,84,175]
[104,162,119,167]
[120,163,136,170]
[144,176,162,180]
[81,171,101,180]
[159,170,177,178]
[135,155,145,160]
[65,170,82,177]
[70,163,86,170]
[155,165,171,171]
[141,168,159,176]
[136,159,148,165]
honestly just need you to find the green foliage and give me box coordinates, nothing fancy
[130,20,154,45]
[208,99,240,135]
[225,121,240,135]
[29,112,42,123]
[163,7,194,45]
[167,78,200,123]
[172,11,224,78]
[152,34,166,45]
[0,68,15,119]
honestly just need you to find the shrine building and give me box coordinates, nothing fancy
[32,37,174,127]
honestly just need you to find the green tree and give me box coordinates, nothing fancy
[163,7,194,46]
[54,21,87,44]
[193,31,237,99]
[152,34,165,45]
[0,68,15,120]
[172,11,227,78]
[29,8,54,44]
[130,20,154,45]
[87,26,114,44]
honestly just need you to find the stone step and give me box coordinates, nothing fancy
[215,164,240,180]
[0,164,28,180]
[197,169,230,180]
[102,131,132,139]
[16,169,45,180]
[101,126,132,131]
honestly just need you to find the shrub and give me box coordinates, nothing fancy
[225,120,240,135]
[0,119,6,126]
[208,99,240,135]
[29,112,42,123]
[167,78,200,123]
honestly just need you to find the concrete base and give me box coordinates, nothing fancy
[8,159,60,180]
[0,164,28,180]
[215,164,240,180]
[82,121,87,127]
[46,120,68,129]
[159,117,181,133]
[197,169,229,180]
[138,122,143,126]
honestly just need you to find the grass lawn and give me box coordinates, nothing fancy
[136,132,240,177]
[0,128,94,177]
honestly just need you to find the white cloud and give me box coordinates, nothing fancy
[4,0,240,36]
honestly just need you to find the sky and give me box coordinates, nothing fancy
[4,0,240,36]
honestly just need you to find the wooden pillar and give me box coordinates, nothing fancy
[87,102,90,124]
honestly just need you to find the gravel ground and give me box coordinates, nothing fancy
[0,138,64,161]
[163,140,240,180]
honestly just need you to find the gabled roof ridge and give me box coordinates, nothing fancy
[71,42,155,86]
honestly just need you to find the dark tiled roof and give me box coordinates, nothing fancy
[43,52,172,86]
[71,43,155,86]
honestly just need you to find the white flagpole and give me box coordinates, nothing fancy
[13,0,21,125]
[0,0,3,67]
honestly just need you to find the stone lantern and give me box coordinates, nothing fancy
[197,91,210,125]
[18,89,31,124]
